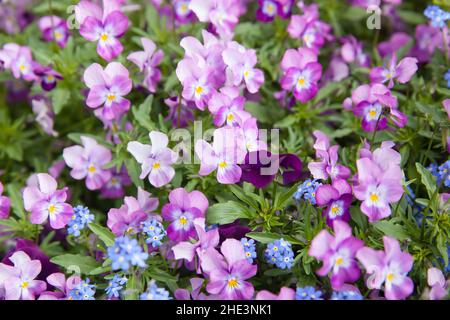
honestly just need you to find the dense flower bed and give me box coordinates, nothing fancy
[0,0,449,300]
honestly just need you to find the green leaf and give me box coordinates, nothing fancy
[124,158,144,189]
[373,220,409,241]
[51,88,71,114]
[228,185,259,209]
[132,95,154,131]
[415,163,437,199]
[207,201,253,225]
[50,254,101,275]
[313,81,341,103]
[273,183,299,210]
[6,184,26,219]
[246,231,304,245]
[88,223,115,247]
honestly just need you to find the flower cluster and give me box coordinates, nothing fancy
[68,279,96,300]
[265,238,294,269]
[142,219,167,248]
[107,236,149,271]
[424,5,450,28]
[241,238,257,263]
[105,275,128,299]
[67,206,94,237]
[140,280,172,300]
[293,179,322,205]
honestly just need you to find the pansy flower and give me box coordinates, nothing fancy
[38,16,70,48]
[63,136,113,190]
[83,62,132,121]
[127,131,178,188]
[309,220,364,290]
[280,47,322,103]
[23,173,73,229]
[75,0,129,61]
[162,188,209,242]
[356,236,414,300]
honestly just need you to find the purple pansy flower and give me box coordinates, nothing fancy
[280,47,322,103]
[308,130,351,181]
[83,62,132,121]
[176,58,217,110]
[0,182,11,219]
[356,236,414,300]
[427,268,448,300]
[127,37,164,93]
[309,220,364,290]
[107,188,159,236]
[162,188,209,243]
[240,151,302,189]
[201,239,257,300]
[38,273,82,300]
[75,0,129,61]
[23,173,73,229]
[256,0,280,22]
[127,131,178,188]
[38,15,70,48]
[208,87,249,127]
[370,54,418,88]
[100,166,131,199]
[195,127,247,184]
[172,218,220,273]
[353,141,404,222]
[2,239,60,282]
[33,65,63,92]
[256,287,296,300]
[30,95,58,137]
[173,0,195,24]
[0,251,47,300]
[315,179,353,227]
[0,43,36,81]
[63,136,113,190]
[222,44,265,94]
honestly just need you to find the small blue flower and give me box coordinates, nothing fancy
[438,160,450,187]
[107,236,149,271]
[295,286,323,300]
[140,281,171,300]
[445,70,450,88]
[265,238,294,269]
[68,279,96,300]
[105,275,128,299]
[293,179,322,205]
[142,219,167,248]
[67,206,94,237]
[331,291,363,300]
[241,238,257,263]
[424,5,450,28]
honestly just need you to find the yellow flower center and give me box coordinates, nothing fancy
[227,113,234,121]
[267,4,275,14]
[88,165,96,173]
[21,281,29,289]
[387,273,395,282]
[107,94,116,102]
[54,31,63,40]
[179,216,188,225]
[195,86,203,94]
[368,108,377,118]
[125,227,134,235]
[46,75,55,82]
[180,3,188,13]
[48,204,56,215]
[335,257,344,266]
[331,206,339,214]
[153,162,161,170]
[244,71,250,78]
[370,193,379,202]
[297,77,306,86]
[19,64,26,71]
[219,161,227,168]
[227,278,239,289]
[100,33,108,41]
